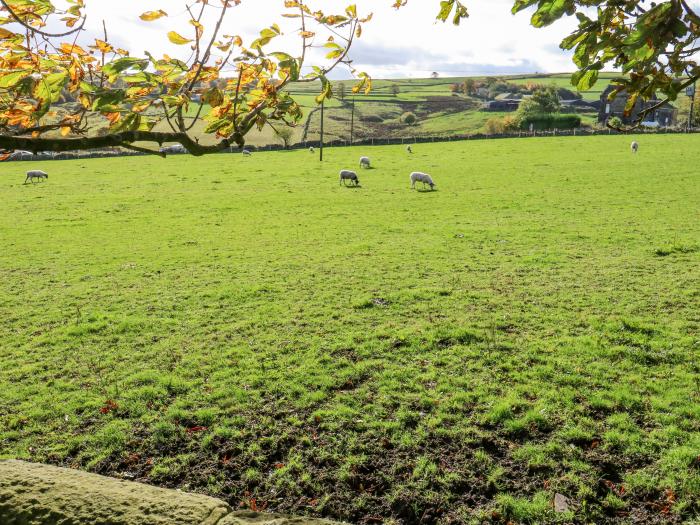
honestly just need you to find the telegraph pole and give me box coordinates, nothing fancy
[350,95,355,145]
[687,82,697,132]
[319,100,324,161]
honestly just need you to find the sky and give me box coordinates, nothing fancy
[43,1,585,78]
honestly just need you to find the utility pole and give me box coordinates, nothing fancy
[687,82,697,132]
[319,100,324,161]
[350,95,355,145]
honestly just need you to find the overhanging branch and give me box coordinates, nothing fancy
[607,76,698,131]
[0,130,243,156]
[0,0,86,37]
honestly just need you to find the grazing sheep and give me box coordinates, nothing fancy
[631,141,639,154]
[339,169,360,186]
[309,146,315,154]
[242,149,252,156]
[406,145,413,154]
[359,156,371,169]
[25,170,48,184]
[410,171,435,191]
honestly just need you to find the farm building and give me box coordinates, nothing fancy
[598,85,677,126]
[482,99,520,112]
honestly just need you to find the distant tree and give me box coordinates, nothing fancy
[484,115,519,134]
[274,127,295,149]
[391,84,401,96]
[692,91,700,125]
[337,83,347,101]
[450,83,462,94]
[463,78,475,95]
[431,72,439,79]
[518,86,561,116]
[401,112,418,125]
[607,116,623,129]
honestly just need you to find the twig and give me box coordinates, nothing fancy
[0,0,86,37]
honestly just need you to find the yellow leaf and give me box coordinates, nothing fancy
[140,10,167,21]
[59,43,88,56]
[91,39,113,54]
[0,27,16,39]
[60,126,71,136]
[167,31,193,45]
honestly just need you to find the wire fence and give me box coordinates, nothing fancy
[5,126,699,162]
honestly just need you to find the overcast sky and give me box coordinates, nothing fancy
[37,1,627,78]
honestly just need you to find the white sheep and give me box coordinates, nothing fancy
[339,169,359,186]
[25,170,48,184]
[242,149,252,156]
[359,156,371,169]
[631,141,639,154]
[410,171,435,191]
[309,146,315,154]
[406,145,413,154]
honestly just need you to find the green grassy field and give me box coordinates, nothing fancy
[1,134,699,524]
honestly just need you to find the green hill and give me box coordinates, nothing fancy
[244,73,617,146]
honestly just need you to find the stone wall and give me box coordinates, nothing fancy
[0,460,343,525]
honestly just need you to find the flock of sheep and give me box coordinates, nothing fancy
[21,141,641,186]
[336,146,436,191]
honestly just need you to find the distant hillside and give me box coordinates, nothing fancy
[140,73,621,148]
[244,73,620,147]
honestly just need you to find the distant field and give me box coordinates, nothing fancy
[290,73,610,143]
[2,134,698,524]
[161,73,614,148]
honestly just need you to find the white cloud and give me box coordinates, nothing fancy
[50,1,585,78]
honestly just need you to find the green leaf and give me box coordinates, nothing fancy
[33,71,68,117]
[574,69,598,91]
[0,70,30,89]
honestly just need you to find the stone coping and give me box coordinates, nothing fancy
[0,460,344,525]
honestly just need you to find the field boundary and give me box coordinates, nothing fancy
[5,126,700,161]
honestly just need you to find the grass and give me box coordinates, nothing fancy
[1,133,699,524]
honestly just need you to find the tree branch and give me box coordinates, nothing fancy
[0,130,242,156]
[608,75,699,131]
[119,142,166,157]
[0,0,86,37]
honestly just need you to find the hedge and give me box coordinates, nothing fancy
[519,113,581,130]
